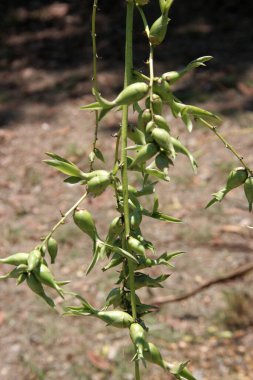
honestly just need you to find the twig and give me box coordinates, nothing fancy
[152,261,253,305]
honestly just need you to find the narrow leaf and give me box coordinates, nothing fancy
[44,160,82,177]
[103,243,139,264]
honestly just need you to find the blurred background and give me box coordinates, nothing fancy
[0,1,253,380]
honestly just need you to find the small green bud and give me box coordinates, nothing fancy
[87,172,111,196]
[143,342,166,368]
[73,209,98,241]
[154,114,170,132]
[151,128,175,157]
[47,237,58,264]
[113,83,149,107]
[130,323,148,361]
[149,14,170,46]
[34,263,64,298]
[128,125,146,145]
[27,249,42,272]
[226,167,248,191]
[96,310,134,328]
[128,236,145,256]
[141,109,152,125]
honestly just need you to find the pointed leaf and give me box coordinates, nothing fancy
[80,102,102,111]
[103,243,139,264]
[64,176,83,184]
[44,159,83,177]
[94,148,105,162]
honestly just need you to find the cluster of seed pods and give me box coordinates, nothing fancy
[1,1,252,379]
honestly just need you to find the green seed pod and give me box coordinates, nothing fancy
[107,217,124,242]
[27,249,42,272]
[130,143,159,168]
[146,120,156,134]
[128,125,146,145]
[47,237,58,264]
[113,83,149,107]
[0,253,29,266]
[34,263,64,298]
[162,70,180,82]
[154,114,170,132]
[87,172,111,196]
[73,209,98,241]
[130,209,143,230]
[151,128,175,157]
[145,95,163,115]
[146,94,163,115]
[141,109,152,125]
[96,310,134,328]
[130,323,148,360]
[84,170,110,181]
[40,245,47,257]
[244,176,253,211]
[226,167,248,191]
[102,252,123,271]
[149,14,169,46]
[128,236,145,256]
[153,80,173,103]
[26,273,55,307]
[143,342,166,368]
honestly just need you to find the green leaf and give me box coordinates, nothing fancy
[144,168,170,182]
[45,152,70,163]
[181,113,193,133]
[44,159,83,177]
[185,56,213,71]
[80,102,102,111]
[64,176,83,184]
[94,148,105,162]
[103,243,139,264]
[152,195,159,214]
[142,209,182,223]
[158,251,185,266]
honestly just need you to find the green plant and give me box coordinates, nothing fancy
[1,1,252,379]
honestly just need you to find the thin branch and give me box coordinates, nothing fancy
[152,261,253,305]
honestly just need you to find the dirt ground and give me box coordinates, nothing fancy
[0,2,253,380]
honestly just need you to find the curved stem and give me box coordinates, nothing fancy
[90,0,99,171]
[199,118,252,175]
[40,192,87,247]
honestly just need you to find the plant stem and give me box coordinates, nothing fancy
[199,118,252,175]
[90,0,99,171]
[40,192,87,247]
[149,44,155,119]
[121,1,140,378]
